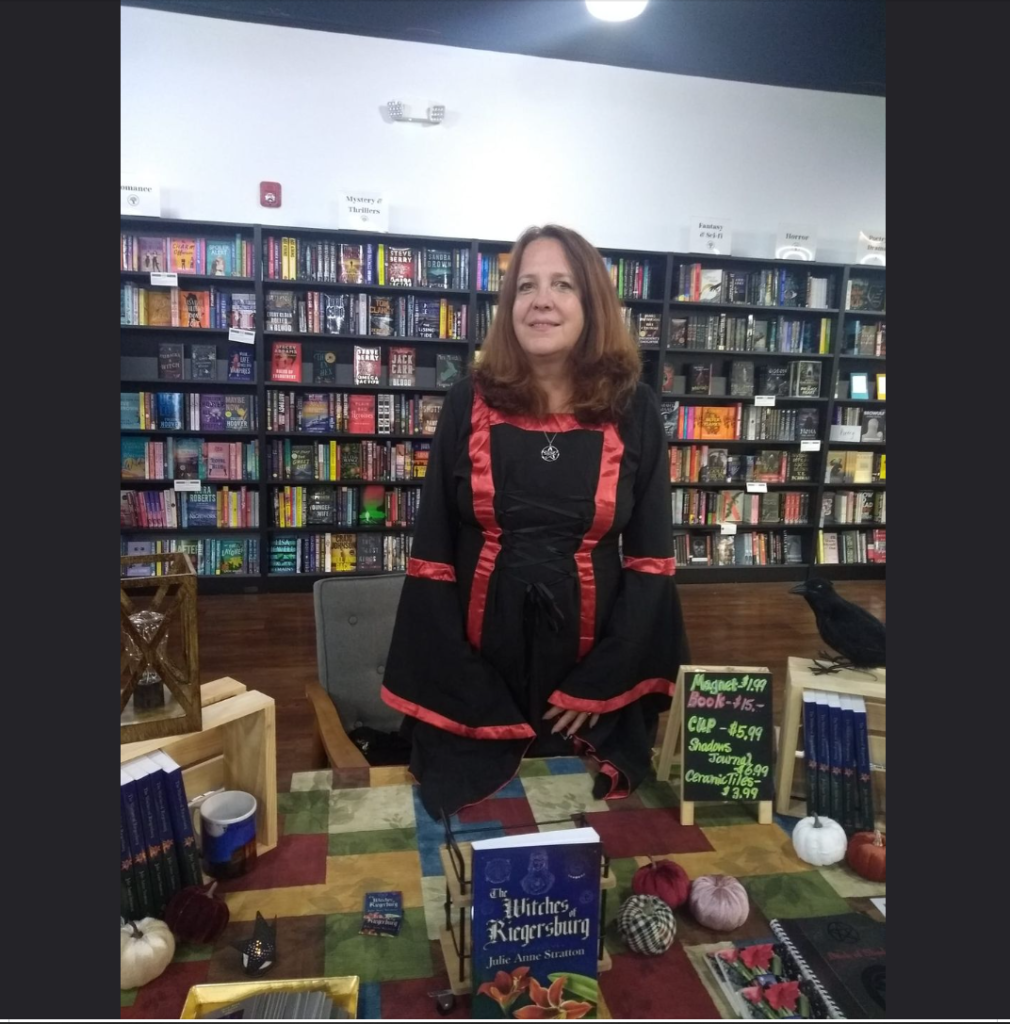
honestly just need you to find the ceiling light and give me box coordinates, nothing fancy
[586,0,649,22]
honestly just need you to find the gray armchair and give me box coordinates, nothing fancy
[306,573,405,773]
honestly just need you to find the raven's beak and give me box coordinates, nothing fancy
[789,583,807,594]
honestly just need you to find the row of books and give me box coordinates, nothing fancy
[845,276,886,312]
[121,392,257,433]
[476,250,510,291]
[262,237,469,289]
[676,264,837,308]
[121,751,202,920]
[668,313,834,354]
[826,451,885,485]
[820,489,887,525]
[121,285,256,330]
[120,233,254,277]
[831,405,886,443]
[669,446,815,484]
[621,308,662,341]
[157,343,254,382]
[672,489,811,525]
[122,537,262,576]
[266,390,444,437]
[270,532,413,574]
[802,690,876,831]
[268,341,464,390]
[601,256,660,300]
[843,319,886,356]
[673,530,805,566]
[840,370,886,402]
[201,990,350,1020]
[265,288,468,340]
[476,298,499,342]
[266,438,430,482]
[120,487,260,529]
[669,360,824,399]
[272,484,419,528]
[662,402,821,442]
[817,528,886,564]
[121,437,259,481]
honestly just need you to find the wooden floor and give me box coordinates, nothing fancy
[197,580,885,791]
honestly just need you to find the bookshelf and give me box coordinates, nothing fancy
[121,216,884,591]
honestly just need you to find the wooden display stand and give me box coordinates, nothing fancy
[774,656,886,823]
[436,817,616,997]
[655,666,774,826]
[121,677,279,858]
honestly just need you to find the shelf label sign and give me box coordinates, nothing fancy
[229,327,256,344]
[755,395,776,407]
[151,271,178,287]
[857,228,886,265]
[801,439,822,452]
[720,521,738,535]
[776,224,817,261]
[174,479,201,492]
[689,216,732,255]
[121,177,161,216]
[337,189,388,232]
[746,482,768,494]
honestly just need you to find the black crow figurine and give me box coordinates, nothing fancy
[790,578,885,674]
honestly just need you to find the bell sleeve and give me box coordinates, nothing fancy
[548,385,687,715]
[380,383,536,742]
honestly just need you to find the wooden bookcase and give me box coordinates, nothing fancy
[121,216,885,592]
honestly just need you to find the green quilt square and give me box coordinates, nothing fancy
[743,869,852,920]
[121,988,138,1007]
[280,790,331,835]
[519,760,551,778]
[172,941,215,962]
[690,802,762,827]
[329,827,419,857]
[635,776,679,810]
[324,907,433,982]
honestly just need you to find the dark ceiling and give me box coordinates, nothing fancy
[122,0,885,97]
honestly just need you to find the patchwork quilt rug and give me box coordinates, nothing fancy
[121,758,885,1019]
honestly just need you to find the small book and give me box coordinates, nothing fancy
[354,345,381,386]
[271,341,303,383]
[388,346,416,387]
[689,363,712,395]
[360,891,403,937]
[192,344,218,380]
[158,343,184,380]
[313,349,337,384]
[729,360,754,397]
[770,913,886,1019]
[226,344,254,382]
[436,352,464,389]
[860,408,886,443]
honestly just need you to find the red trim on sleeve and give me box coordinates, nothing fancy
[623,555,676,576]
[407,557,456,583]
[575,423,624,659]
[547,677,675,714]
[467,391,501,651]
[571,736,630,800]
[380,685,536,741]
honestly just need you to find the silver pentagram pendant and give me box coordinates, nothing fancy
[541,444,560,462]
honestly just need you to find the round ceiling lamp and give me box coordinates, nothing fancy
[586,0,649,21]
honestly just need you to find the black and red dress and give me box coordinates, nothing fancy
[381,377,688,819]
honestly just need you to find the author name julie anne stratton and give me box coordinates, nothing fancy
[482,890,592,965]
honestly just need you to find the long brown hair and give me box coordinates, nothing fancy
[470,225,642,423]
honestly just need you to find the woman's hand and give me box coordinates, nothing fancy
[543,704,600,738]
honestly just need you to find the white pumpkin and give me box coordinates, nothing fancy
[792,814,848,866]
[121,917,175,989]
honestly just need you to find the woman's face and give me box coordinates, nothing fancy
[512,238,585,363]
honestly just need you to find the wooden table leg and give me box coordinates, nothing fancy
[774,678,803,816]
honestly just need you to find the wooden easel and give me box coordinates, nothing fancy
[774,656,886,821]
[656,665,774,826]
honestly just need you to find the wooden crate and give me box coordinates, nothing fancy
[121,677,278,857]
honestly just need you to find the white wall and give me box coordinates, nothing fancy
[121,6,884,262]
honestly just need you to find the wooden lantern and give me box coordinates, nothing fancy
[121,551,201,744]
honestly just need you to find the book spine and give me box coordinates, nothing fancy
[826,694,843,823]
[148,764,183,899]
[121,777,155,918]
[840,695,857,834]
[132,766,170,914]
[853,696,875,831]
[814,692,832,817]
[120,811,141,922]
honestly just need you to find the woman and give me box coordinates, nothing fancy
[382,225,688,819]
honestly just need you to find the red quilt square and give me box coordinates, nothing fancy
[601,944,720,1020]
[214,833,329,892]
[458,796,538,835]
[582,807,714,858]
[121,959,209,1019]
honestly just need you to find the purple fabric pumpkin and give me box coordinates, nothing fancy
[689,874,750,931]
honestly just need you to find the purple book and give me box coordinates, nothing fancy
[200,394,226,431]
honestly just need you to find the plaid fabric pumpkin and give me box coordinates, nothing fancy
[617,894,677,955]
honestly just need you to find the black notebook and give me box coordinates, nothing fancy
[771,913,885,1019]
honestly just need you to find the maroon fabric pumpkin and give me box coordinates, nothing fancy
[689,874,750,931]
[165,881,230,943]
[631,857,690,909]
[846,829,886,882]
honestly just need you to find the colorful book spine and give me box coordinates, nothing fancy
[121,808,141,921]
[120,771,155,919]
[138,755,182,898]
[814,691,832,819]
[853,695,875,831]
[839,695,857,833]
[123,760,170,915]
[149,750,203,887]
[826,694,843,823]
[802,690,819,815]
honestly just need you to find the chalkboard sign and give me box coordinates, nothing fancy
[681,668,774,803]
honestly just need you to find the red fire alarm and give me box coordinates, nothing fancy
[260,181,282,208]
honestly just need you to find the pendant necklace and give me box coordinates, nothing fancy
[541,431,560,462]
